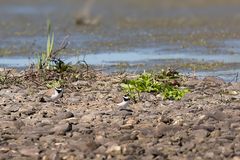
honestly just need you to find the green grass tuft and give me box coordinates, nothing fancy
[121,70,189,101]
[37,19,55,70]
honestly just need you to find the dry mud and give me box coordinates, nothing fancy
[1,69,240,160]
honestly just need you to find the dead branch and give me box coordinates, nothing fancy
[51,35,69,59]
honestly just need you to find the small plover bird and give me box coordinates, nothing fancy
[39,87,63,102]
[117,95,130,109]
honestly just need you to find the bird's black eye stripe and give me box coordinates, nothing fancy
[123,96,130,101]
[56,88,62,93]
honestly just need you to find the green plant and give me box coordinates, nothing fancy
[161,85,189,100]
[46,79,64,88]
[52,58,71,73]
[0,74,6,85]
[37,20,55,70]
[36,20,70,73]
[0,70,22,87]
[121,70,189,101]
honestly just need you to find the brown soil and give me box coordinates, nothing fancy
[1,68,240,160]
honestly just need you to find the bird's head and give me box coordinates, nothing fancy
[55,88,63,93]
[123,95,130,101]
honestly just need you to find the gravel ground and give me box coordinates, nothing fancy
[1,70,240,160]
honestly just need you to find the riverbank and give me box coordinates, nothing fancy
[1,68,240,159]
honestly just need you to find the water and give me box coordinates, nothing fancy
[1,44,240,82]
[1,0,240,81]
[0,46,229,67]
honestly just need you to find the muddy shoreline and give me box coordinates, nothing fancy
[1,68,240,159]
[1,0,240,78]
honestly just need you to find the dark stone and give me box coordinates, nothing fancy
[18,146,39,157]
[155,124,181,137]
[14,120,25,129]
[7,105,20,112]
[123,144,145,155]
[54,111,74,120]
[51,123,72,135]
[193,125,215,132]
[159,115,173,124]
[208,110,227,121]
[20,107,36,116]
[69,140,100,152]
